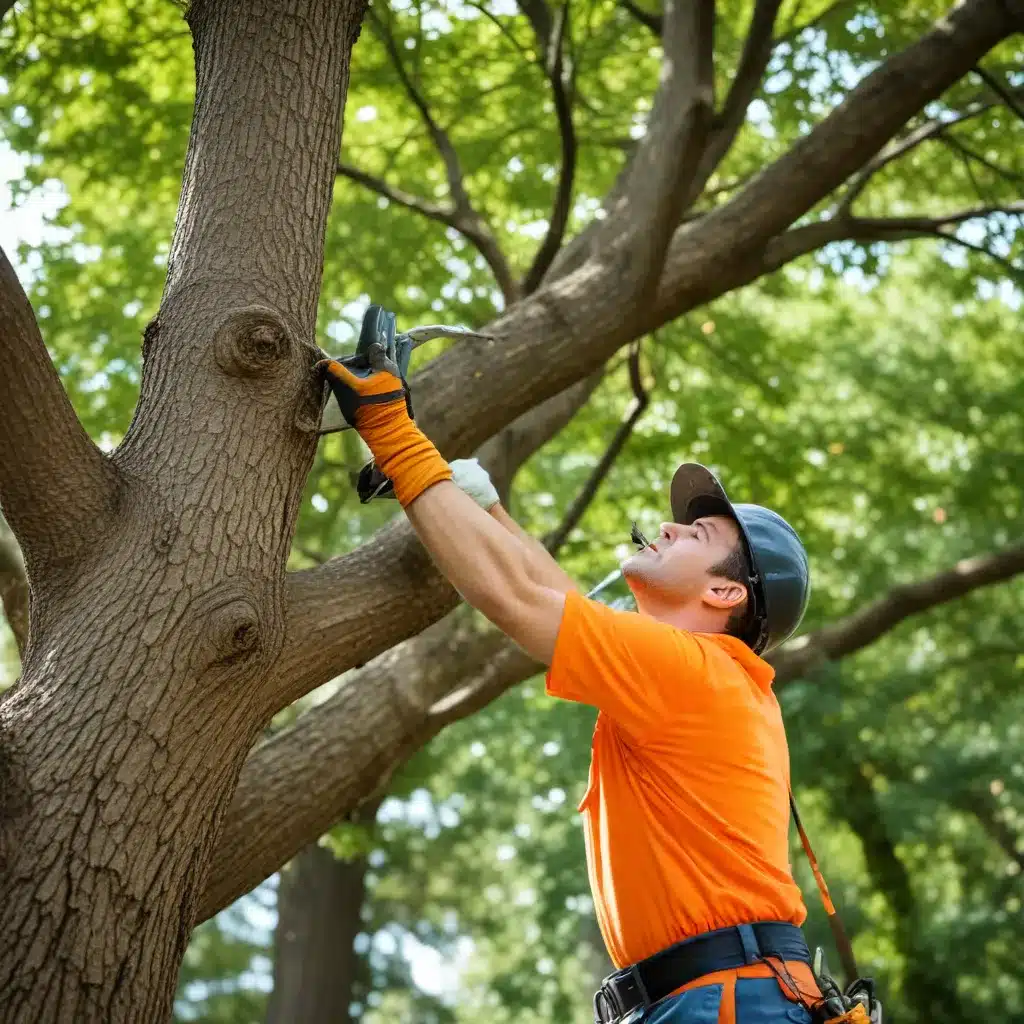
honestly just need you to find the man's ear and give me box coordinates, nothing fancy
[702,579,747,611]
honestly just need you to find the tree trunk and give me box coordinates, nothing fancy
[836,759,967,1023]
[0,0,365,1020]
[266,842,371,1024]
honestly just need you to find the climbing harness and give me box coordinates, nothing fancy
[591,799,882,1024]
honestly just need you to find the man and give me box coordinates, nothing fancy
[321,353,821,1024]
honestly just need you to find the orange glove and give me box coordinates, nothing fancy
[317,359,452,507]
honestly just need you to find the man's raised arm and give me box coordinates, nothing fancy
[319,360,568,664]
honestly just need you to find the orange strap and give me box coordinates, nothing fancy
[789,789,860,986]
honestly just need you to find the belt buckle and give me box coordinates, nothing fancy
[593,966,650,1024]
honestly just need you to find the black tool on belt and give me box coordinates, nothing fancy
[593,922,810,1024]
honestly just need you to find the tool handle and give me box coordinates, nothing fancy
[345,304,398,378]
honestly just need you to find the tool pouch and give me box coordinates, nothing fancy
[810,950,882,1024]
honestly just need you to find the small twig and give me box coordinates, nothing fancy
[939,133,1024,188]
[366,7,519,303]
[465,0,532,58]
[837,205,1024,282]
[337,162,452,221]
[836,102,997,215]
[973,64,1024,126]
[617,0,662,35]
[522,0,578,294]
[543,339,650,554]
[368,8,468,207]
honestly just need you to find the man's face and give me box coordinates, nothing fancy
[621,514,744,602]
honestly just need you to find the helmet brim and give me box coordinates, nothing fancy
[669,463,768,652]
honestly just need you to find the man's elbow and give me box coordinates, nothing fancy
[480,581,565,667]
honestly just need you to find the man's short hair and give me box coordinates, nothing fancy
[709,543,754,642]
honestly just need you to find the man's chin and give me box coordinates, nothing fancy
[621,554,648,580]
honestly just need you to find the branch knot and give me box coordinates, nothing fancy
[214,307,293,379]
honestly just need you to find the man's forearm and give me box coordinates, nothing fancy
[488,505,577,595]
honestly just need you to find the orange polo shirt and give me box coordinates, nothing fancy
[546,591,807,970]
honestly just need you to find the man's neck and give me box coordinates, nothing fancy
[631,589,730,635]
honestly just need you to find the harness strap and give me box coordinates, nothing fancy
[789,789,860,986]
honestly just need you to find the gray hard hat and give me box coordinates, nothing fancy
[670,463,810,654]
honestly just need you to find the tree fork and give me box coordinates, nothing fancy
[0,0,366,1020]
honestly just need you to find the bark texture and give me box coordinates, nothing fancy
[0,512,28,656]
[0,0,365,1019]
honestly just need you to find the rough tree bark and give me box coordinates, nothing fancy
[1,0,1021,1020]
[0,511,28,656]
[0,0,367,1019]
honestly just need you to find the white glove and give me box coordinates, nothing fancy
[449,458,500,510]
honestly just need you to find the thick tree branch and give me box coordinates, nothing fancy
[543,340,649,553]
[202,619,532,919]
[661,0,1021,288]
[366,7,518,304]
[553,0,717,294]
[690,0,783,200]
[0,511,28,656]
[771,543,1024,685]
[407,0,1020,467]
[521,0,578,295]
[0,247,117,572]
[610,0,716,300]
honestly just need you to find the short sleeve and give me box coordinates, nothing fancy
[545,590,711,740]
